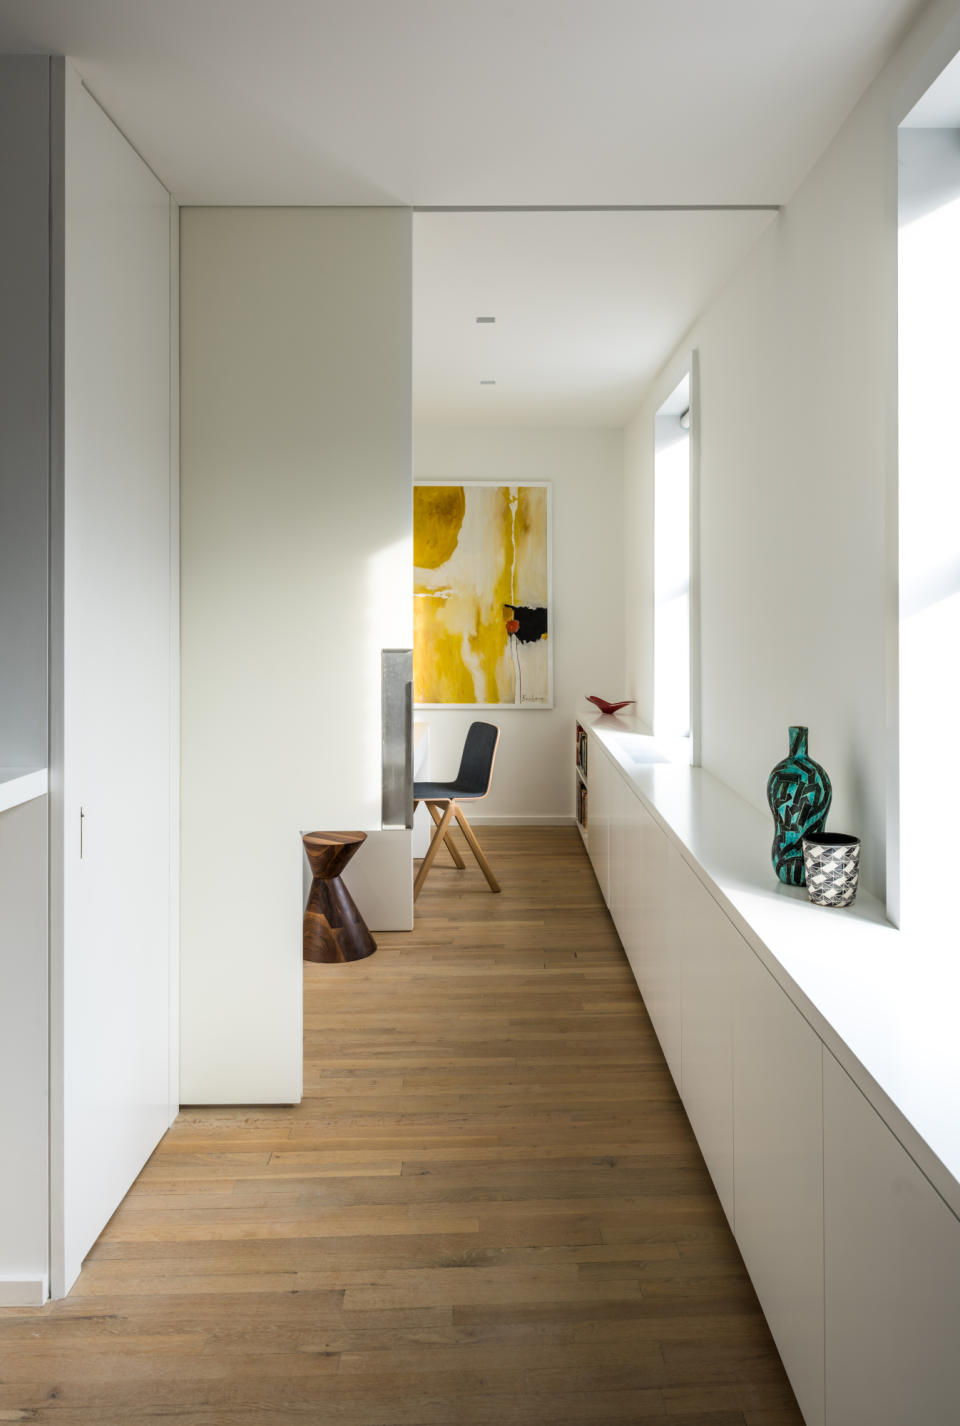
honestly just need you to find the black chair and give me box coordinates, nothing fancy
[413,722,501,901]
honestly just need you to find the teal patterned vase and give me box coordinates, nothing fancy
[766,726,832,886]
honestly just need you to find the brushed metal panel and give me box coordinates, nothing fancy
[381,649,413,828]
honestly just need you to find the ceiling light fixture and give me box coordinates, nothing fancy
[476,316,496,324]
[480,379,496,385]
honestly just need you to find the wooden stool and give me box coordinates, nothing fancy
[302,831,377,963]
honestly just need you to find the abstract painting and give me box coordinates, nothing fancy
[414,482,552,707]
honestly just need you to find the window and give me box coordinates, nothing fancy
[654,372,695,749]
[897,120,960,929]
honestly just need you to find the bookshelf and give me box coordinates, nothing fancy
[575,721,588,839]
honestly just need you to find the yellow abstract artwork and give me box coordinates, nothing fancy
[414,483,551,707]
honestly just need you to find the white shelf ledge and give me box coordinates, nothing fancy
[584,709,960,1224]
[0,767,48,815]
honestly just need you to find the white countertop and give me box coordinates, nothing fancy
[0,767,48,815]
[583,709,960,1222]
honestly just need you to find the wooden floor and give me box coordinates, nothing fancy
[0,827,803,1425]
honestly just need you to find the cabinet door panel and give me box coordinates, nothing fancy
[678,861,738,1224]
[824,1051,960,1425]
[56,73,176,1295]
[587,742,611,901]
[617,787,643,970]
[608,771,631,943]
[634,804,682,1089]
[734,956,824,1426]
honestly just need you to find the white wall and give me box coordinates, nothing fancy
[50,64,178,1297]
[0,57,49,771]
[0,56,52,1306]
[180,208,413,1104]
[413,426,625,821]
[624,0,960,903]
[0,796,48,1303]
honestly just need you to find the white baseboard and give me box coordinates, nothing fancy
[0,1275,48,1306]
[465,814,576,826]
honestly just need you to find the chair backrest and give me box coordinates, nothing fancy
[455,721,501,798]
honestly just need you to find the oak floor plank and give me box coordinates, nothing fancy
[0,827,801,1425]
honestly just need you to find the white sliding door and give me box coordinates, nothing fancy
[50,66,177,1297]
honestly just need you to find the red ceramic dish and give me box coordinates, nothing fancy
[586,696,635,716]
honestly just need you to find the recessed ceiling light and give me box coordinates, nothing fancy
[476,316,496,324]
[480,379,496,385]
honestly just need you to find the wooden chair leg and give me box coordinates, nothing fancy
[454,804,501,893]
[426,801,465,868]
[414,800,457,901]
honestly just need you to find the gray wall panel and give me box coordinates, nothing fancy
[0,56,49,768]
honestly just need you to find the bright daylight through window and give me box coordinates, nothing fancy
[898,120,960,931]
[654,375,692,742]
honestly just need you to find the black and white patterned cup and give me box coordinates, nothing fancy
[802,832,861,908]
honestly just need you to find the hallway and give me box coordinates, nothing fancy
[0,828,801,1424]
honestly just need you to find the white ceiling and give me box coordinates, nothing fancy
[0,0,926,423]
[413,209,773,425]
[0,0,925,206]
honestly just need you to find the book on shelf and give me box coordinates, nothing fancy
[575,723,588,779]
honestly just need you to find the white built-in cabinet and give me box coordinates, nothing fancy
[588,740,612,901]
[823,1051,960,1424]
[53,64,178,1299]
[733,954,824,1425]
[577,723,960,1426]
[0,56,178,1306]
[680,861,736,1224]
[633,802,682,1088]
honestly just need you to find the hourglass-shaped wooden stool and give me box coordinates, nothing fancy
[302,831,377,963]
